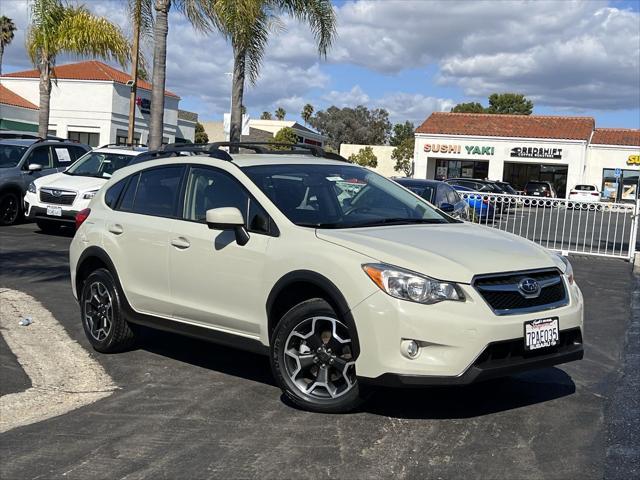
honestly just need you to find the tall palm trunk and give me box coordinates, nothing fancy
[0,44,4,75]
[37,54,52,139]
[229,43,246,154]
[148,0,170,150]
[127,0,142,145]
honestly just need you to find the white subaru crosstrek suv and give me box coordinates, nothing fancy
[24,145,147,233]
[69,143,584,413]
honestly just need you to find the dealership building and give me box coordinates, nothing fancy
[0,60,196,145]
[414,113,639,201]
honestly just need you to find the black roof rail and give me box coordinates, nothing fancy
[0,130,66,141]
[98,143,148,149]
[33,136,69,144]
[210,142,349,162]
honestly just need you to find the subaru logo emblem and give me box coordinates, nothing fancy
[518,278,541,298]
[52,190,62,197]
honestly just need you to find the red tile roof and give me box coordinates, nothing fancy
[416,112,595,141]
[2,60,179,98]
[0,84,38,110]
[591,128,640,147]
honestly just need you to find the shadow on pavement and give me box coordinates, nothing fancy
[0,249,70,284]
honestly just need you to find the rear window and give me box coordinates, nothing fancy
[526,182,548,190]
[574,184,596,191]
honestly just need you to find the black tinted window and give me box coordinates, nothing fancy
[51,146,74,166]
[132,166,184,217]
[119,173,139,211]
[26,147,52,168]
[105,179,127,209]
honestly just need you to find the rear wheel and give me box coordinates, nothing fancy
[36,219,61,234]
[80,268,135,353]
[0,191,21,226]
[271,298,367,413]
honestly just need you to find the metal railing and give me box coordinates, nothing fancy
[459,191,639,261]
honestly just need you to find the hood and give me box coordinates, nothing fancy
[34,172,107,192]
[316,222,561,283]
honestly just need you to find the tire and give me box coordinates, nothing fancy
[0,191,22,226]
[80,268,135,353]
[36,219,61,234]
[270,298,367,413]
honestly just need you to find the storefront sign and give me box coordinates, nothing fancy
[628,155,640,166]
[510,146,562,159]
[423,144,494,155]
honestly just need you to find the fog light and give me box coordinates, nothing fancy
[401,340,420,359]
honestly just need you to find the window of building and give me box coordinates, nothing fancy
[434,159,489,181]
[602,168,639,203]
[116,130,141,146]
[503,162,568,197]
[68,131,100,147]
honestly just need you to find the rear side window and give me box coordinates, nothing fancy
[130,166,184,217]
[105,179,127,209]
[119,173,140,211]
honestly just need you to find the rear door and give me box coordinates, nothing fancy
[102,165,186,317]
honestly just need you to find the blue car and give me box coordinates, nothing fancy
[451,185,496,221]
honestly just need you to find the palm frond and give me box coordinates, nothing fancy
[271,0,336,56]
[173,0,214,33]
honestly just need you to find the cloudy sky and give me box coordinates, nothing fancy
[2,0,639,128]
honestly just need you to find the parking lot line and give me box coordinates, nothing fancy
[0,289,117,433]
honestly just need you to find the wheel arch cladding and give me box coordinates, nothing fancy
[76,247,119,296]
[266,270,360,357]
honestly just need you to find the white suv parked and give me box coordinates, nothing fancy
[24,145,147,233]
[70,143,584,413]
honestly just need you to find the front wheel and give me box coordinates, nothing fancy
[0,191,21,226]
[271,298,367,413]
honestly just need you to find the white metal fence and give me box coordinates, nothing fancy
[459,191,639,261]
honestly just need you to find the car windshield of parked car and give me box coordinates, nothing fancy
[242,164,454,228]
[64,152,136,178]
[0,144,28,168]
[497,183,517,194]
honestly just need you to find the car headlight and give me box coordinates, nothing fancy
[363,263,464,304]
[555,253,574,284]
[28,182,36,194]
[82,190,99,200]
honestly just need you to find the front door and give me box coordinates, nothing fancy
[169,165,274,337]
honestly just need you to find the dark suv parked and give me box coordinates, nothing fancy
[394,178,468,220]
[0,136,90,225]
[524,181,557,198]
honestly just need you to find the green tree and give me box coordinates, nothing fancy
[0,16,17,76]
[260,111,272,120]
[450,102,485,113]
[270,126,298,150]
[392,137,415,177]
[274,106,286,121]
[194,121,208,143]
[301,103,314,125]
[348,146,378,168]
[389,121,414,146]
[27,0,131,138]
[148,0,213,149]
[210,0,336,153]
[309,105,391,151]
[486,93,533,115]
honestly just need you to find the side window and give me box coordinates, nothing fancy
[183,166,273,235]
[105,178,127,209]
[119,173,140,212]
[130,166,184,217]
[446,186,460,205]
[51,147,74,166]
[435,185,447,205]
[25,147,52,169]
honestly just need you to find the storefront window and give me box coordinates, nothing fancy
[602,169,639,203]
[68,131,100,147]
[434,159,489,180]
[503,162,568,197]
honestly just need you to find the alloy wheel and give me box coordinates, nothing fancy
[0,194,19,225]
[84,281,114,341]
[284,316,356,399]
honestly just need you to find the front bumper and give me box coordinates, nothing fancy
[25,203,79,224]
[351,279,584,383]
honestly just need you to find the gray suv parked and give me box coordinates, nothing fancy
[0,137,90,225]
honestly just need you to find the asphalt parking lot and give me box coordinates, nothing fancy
[1,222,638,479]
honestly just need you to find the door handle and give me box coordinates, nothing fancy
[108,224,124,235]
[170,237,191,249]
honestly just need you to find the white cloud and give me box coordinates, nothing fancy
[322,85,370,106]
[376,93,455,125]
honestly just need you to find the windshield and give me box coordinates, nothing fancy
[64,151,136,178]
[497,182,517,194]
[242,164,454,228]
[0,144,28,168]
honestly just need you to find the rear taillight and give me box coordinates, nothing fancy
[75,208,91,230]
[570,190,577,195]
[591,192,599,196]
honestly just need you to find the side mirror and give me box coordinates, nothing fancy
[28,163,43,172]
[206,207,250,246]
[440,202,455,213]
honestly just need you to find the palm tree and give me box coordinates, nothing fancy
[0,16,17,75]
[210,0,336,152]
[260,111,271,120]
[147,0,213,149]
[27,0,131,138]
[274,106,286,121]
[301,103,313,125]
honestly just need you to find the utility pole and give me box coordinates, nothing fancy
[127,0,142,146]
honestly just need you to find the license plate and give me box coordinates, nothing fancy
[524,318,559,351]
[46,206,62,217]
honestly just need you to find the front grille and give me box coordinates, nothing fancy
[40,188,77,205]
[474,268,568,315]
